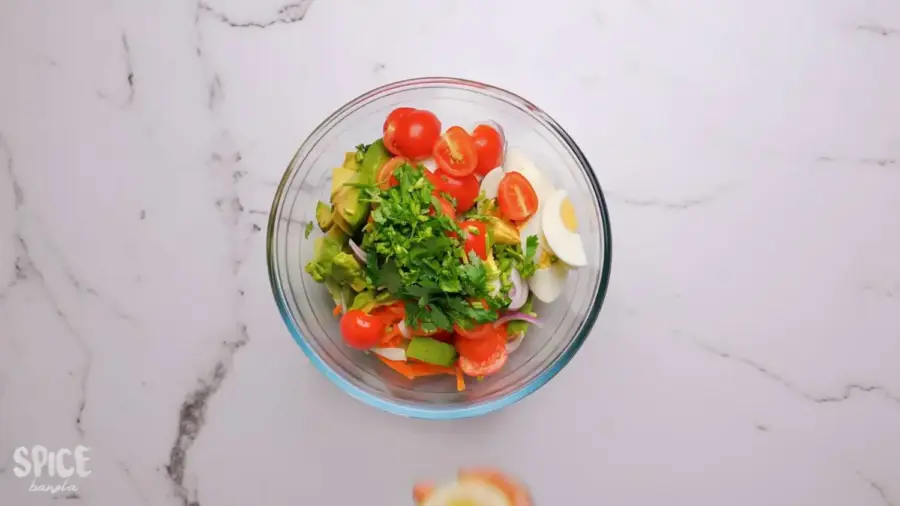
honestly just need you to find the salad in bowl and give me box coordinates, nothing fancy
[304,107,588,391]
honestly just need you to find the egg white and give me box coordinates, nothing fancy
[479,167,505,200]
[527,262,569,303]
[542,189,588,268]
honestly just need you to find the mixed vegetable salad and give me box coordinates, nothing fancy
[304,107,588,390]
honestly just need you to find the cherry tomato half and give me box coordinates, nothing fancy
[455,328,505,362]
[382,108,416,156]
[459,220,488,260]
[472,124,505,177]
[340,310,386,350]
[459,345,508,377]
[433,126,478,177]
[453,321,498,340]
[497,171,539,221]
[376,156,407,190]
[388,109,441,160]
[426,170,479,213]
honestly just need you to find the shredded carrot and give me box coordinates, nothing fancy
[408,363,455,376]
[376,356,416,380]
[376,356,458,380]
[455,363,466,392]
[333,305,342,317]
[379,334,404,348]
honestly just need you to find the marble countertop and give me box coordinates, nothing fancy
[2,0,899,504]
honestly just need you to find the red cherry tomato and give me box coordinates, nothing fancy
[429,193,457,220]
[453,321,498,340]
[472,124,504,177]
[433,126,478,177]
[459,345,508,377]
[382,108,416,156]
[388,109,441,160]
[340,310,386,349]
[376,156,407,190]
[459,220,488,260]
[383,107,415,133]
[497,172,539,221]
[425,170,479,213]
[455,328,505,362]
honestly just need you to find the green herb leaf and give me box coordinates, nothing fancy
[304,221,314,239]
[354,143,369,163]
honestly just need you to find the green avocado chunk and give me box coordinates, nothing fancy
[330,252,367,292]
[488,216,520,245]
[331,167,357,199]
[316,201,333,231]
[406,337,458,367]
[342,151,360,171]
[333,140,391,233]
[305,228,349,282]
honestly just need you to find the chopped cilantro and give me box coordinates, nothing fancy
[304,221,314,239]
[520,235,539,277]
[494,235,539,279]
[360,163,499,331]
[354,143,369,163]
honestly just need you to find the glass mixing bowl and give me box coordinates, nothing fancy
[267,77,612,419]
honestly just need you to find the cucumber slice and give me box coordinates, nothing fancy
[406,337,457,367]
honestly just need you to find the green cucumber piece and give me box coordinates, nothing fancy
[405,337,457,367]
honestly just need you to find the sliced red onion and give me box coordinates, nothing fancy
[493,312,543,328]
[506,332,525,354]
[373,347,407,361]
[397,320,411,339]
[507,268,528,310]
[348,239,367,264]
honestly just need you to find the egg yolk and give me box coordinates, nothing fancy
[538,249,554,268]
[561,198,578,232]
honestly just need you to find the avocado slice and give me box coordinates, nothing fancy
[357,139,391,183]
[342,151,360,171]
[332,207,353,235]
[330,252,367,292]
[349,290,375,312]
[331,166,357,199]
[325,226,348,246]
[316,201,333,232]
[406,337,458,367]
[333,140,391,233]
[304,228,348,282]
[488,217,520,245]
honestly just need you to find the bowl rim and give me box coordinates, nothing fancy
[266,76,613,419]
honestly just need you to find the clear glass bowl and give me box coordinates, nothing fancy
[266,77,612,419]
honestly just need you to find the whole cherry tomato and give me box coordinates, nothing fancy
[340,310,386,349]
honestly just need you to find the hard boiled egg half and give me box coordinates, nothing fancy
[501,149,588,303]
[541,189,587,267]
[503,150,564,303]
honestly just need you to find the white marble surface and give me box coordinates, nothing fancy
[2,0,900,504]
